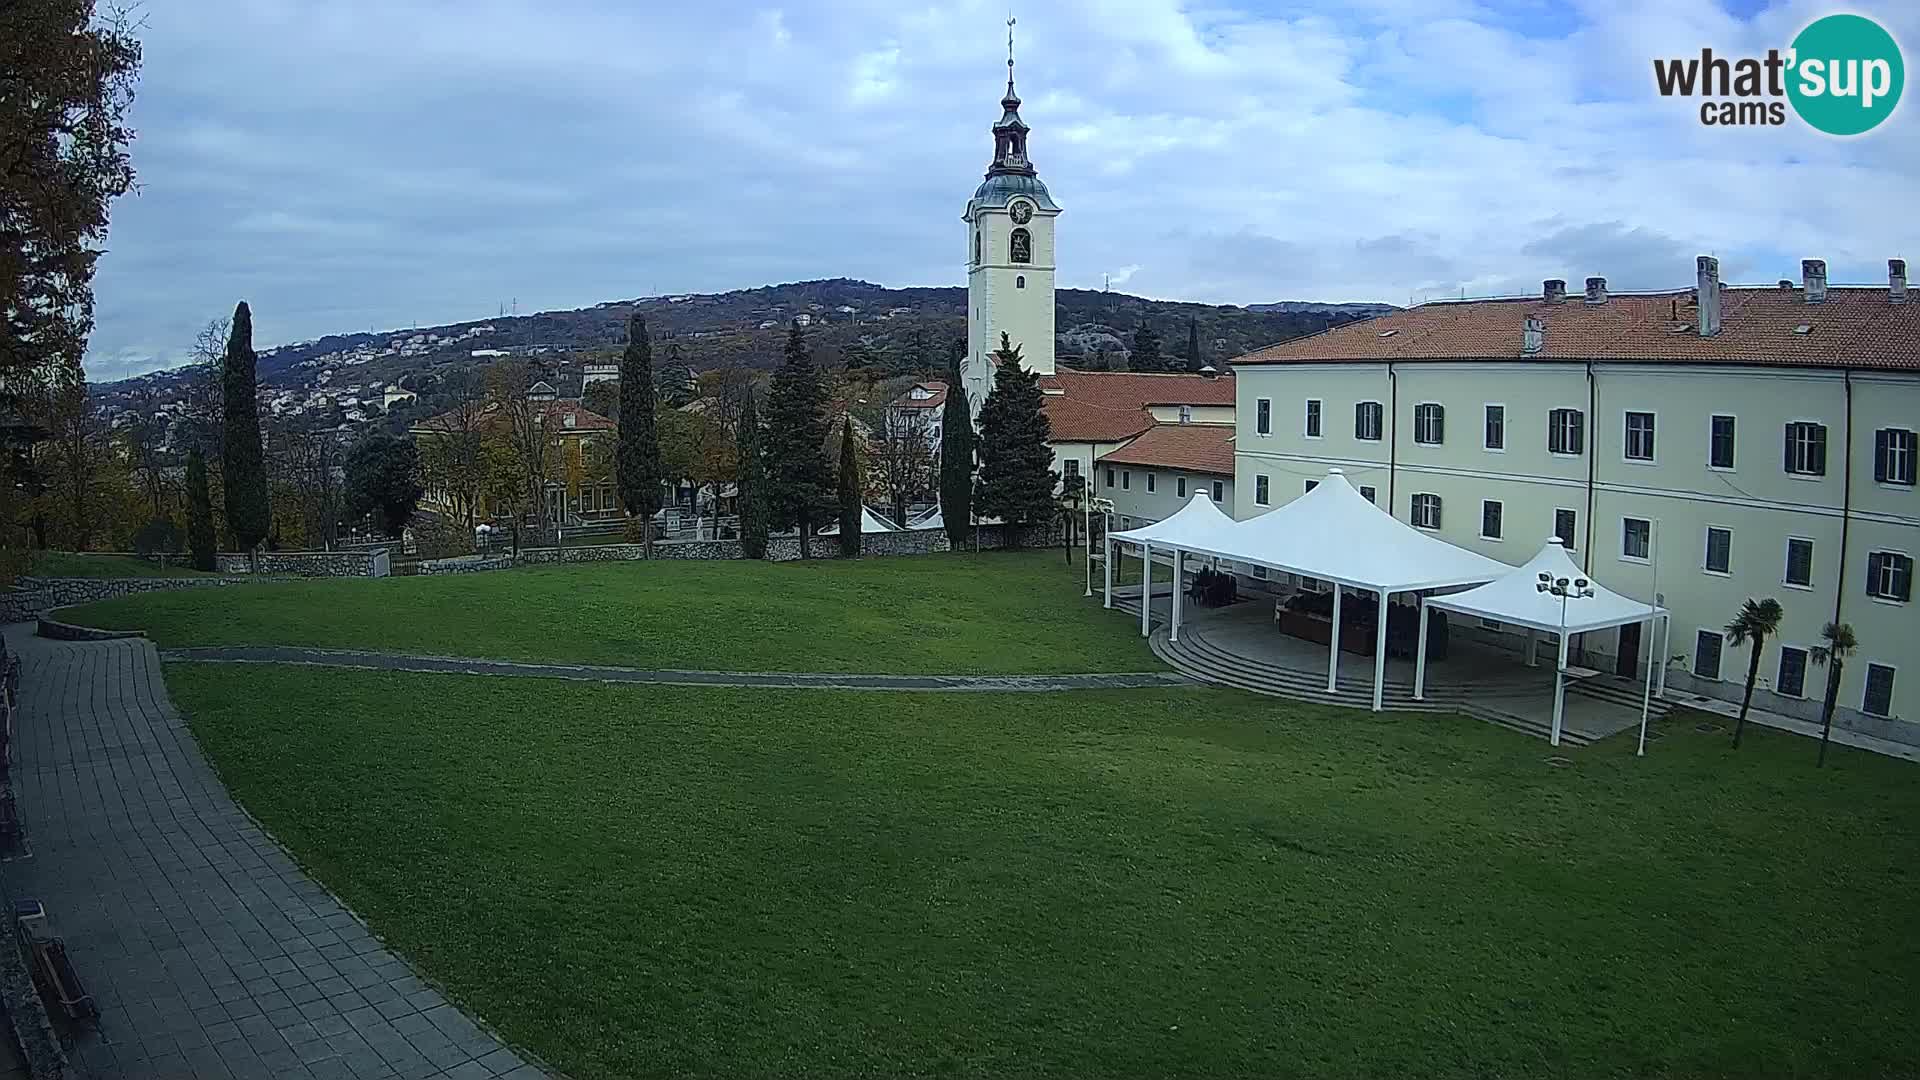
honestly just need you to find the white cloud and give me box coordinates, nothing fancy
[85,0,1920,378]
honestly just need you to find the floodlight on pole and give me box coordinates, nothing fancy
[1537,570,1595,747]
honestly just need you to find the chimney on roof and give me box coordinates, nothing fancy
[1778,279,1794,290]
[1543,279,1566,304]
[1802,258,1828,304]
[1696,256,1722,337]
[1522,316,1545,355]
[1584,276,1608,304]
[1891,258,1909,304]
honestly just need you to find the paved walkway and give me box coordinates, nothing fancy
[0,626,548,1079]
[160,646,1192,692]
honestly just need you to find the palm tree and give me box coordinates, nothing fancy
[1725,598,1784,749]
[1808,621,1858,768]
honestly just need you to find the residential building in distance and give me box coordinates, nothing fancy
[884,381,947,449]
[410,392,618,524]
[1093,421,1235,529]
[1226,256,1916,732]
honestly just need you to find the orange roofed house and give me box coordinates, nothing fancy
[410,380,619,526]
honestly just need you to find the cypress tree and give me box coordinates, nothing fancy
[186,447,216,571]
[762,325,833,558]
[220,302,270,552]
[938,351,974,549]
[736,386,768,559]
[1185,316,1205,372]
[974,333,1058,548]
[1130,321,1163,372]
[618,313,664,556]
[836,416,861,558]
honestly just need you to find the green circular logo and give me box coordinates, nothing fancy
[1787,14,1904,136]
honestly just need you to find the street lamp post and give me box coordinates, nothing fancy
[1087,491,1114,598]
[1536,571,1595,747]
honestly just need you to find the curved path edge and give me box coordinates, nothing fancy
[160,645,1194,692]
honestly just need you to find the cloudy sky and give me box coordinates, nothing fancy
[87,0,1919,381]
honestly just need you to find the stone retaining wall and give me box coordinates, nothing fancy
[213,550,389,577]
[507,522,1063,566]
[1,576,295,624]
[416,555,514,575]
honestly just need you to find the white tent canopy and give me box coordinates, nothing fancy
[1103,471,1508,711]
[819,506,901,535]
[1416,538,1670,747]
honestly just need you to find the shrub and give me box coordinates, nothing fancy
[132,518,184,559]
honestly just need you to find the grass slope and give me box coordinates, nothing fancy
[169,664,1920,1080]
[66,551,1152,674]
[29,551,213,578]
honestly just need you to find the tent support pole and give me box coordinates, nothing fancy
[1140,542,1152,638]
[1413,601,1430,701]
[1371,588,1389,712]
[1102,533,1113,609]
[1170,549,1184,643]
[1525,627,1538,667]
[1551,630,1570,747]
[1327,587,1342,693]
[1654,614,1669,696]
[1636,614,1655,757]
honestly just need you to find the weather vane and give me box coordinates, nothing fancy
[1007,14,1016,73]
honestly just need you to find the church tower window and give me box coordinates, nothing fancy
[973,230,981,265]
[1010,228,1031,264]
[1016,276,1025,289]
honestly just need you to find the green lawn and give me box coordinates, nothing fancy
[67,551,1153,674]
[168,663,1920,1080]
[28,551,213,578]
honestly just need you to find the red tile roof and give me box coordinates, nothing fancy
[1039,369,1235,442]
[1233,286,1920,371]
[1096,423,1236,475]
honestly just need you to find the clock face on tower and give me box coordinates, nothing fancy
[1009,200,1034,225]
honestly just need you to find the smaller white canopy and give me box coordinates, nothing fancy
[819,506,902,535]
[1109,491,1236,548]
[906,505,943,531]
[1424,538,1665,634]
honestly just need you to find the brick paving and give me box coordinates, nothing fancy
[160,645,1192,692]
[0,627,548,1079]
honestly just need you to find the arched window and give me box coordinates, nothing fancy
[1016,275,1025,289]
[973,230,981,265]
[1010,227,1031,264]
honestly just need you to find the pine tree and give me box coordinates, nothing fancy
[1184,316,1205,372]
[762,325,834,557]
[736,386,769,559]
[1130,321,1163,372]
[186,447,216,571]
[220,302,270,553]
[618,313,664,556]
[939,352,974,549]
[837,416,861,558]
[974,333,1058,548]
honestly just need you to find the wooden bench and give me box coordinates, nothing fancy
[13,900,96,1022]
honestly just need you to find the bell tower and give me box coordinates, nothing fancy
[962,17,1060,412]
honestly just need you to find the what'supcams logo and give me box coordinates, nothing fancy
[1653,13,1903,135]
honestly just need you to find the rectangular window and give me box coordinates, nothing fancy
[1624,411,1656,461]
[1866,551,1913,602]
[1694,630,1724,681]
[1704,526,1732,574]
[1255,398,1272,436]
[1304,399,1322,438]
[1063,460,1081,487]
[1481,500,1503,540]
[1785,537,1814,587]
[1105,467,1114,488]
[1146,472,1155,493]
[1554,508,1578,550]
[1622,517,1651,561]
[1710,415,1737,469]
[1876,427,1917,486]
[1304,480,1319,494]
[1121,470,1131,490]
[1863,664,1896,718]
[1355,401,1383,441]
[1549,408,1585,456]
[1412,493,1442,530]
[1360,485,1377,504]
[1785,421,1827,476]
[1255,475,1270,505]
[1211,480,1224,502]
[1484,404,1505,450]
[1776,646,1808,698]
[1176,476,1186,498]
[1413,403,1445,445]
[1178,405,1192,424]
